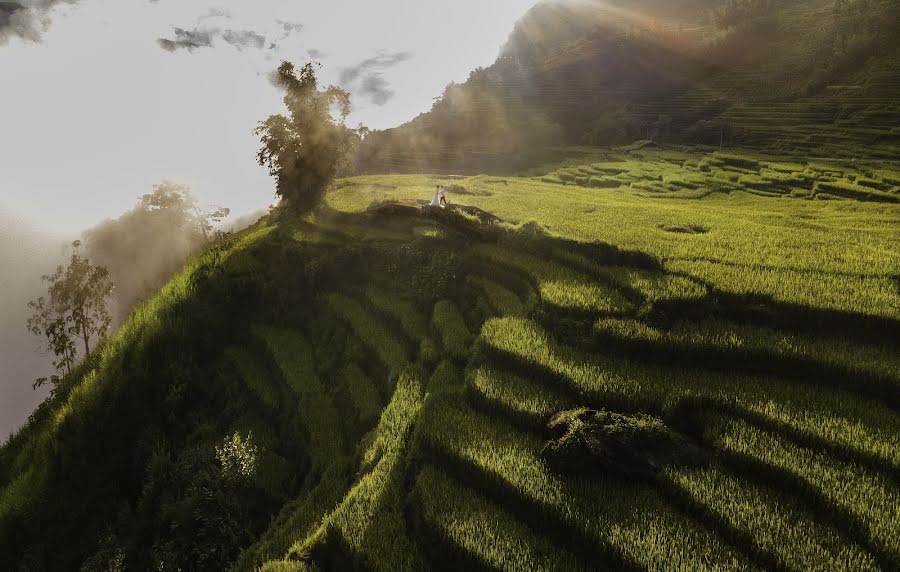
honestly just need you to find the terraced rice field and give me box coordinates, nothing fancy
[220,147,898,570]
[637,54,900,159]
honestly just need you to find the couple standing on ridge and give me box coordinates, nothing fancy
[429,185,447,207]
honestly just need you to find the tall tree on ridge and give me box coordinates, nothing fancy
[255,61,355,212]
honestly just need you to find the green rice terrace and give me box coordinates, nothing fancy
[2,146,899,570]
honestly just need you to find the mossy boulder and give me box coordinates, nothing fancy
[542,408,706,479]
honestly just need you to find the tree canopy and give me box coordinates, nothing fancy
[27,240,114,390]
[83,181,229,321]
[137,181,230,241]
[255,61,356,212]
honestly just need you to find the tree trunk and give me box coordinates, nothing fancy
[81,323,91,359]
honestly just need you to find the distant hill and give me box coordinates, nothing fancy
[357,0,900,173]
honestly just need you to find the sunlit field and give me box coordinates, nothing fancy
[235,146,898,570]
[329,147,900,321]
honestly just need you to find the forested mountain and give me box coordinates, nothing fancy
[357,0,900,173]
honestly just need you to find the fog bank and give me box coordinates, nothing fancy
[0,201,268,440]
[0,209,68,440]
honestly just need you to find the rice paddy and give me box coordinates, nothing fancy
[2,147,897,571]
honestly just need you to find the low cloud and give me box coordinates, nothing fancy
[0,209,67,439]
[80,182,231,325]
[157,27,214,52]
[276,19,302,36]
[221,28,264,50]
[158,18,295,53]
[307,48,325,59]
[359,74,395,106]
[0,0,78,45]
[199,6,230,21]
[222,205,271,233]
[265,19,302,51]
[340,50,412,106]
[340,50,412,84]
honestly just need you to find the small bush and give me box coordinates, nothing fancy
[217,431,259,484]
[542,408,706,479]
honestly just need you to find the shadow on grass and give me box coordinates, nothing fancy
[418,437,642,571]
[667,397,899,483]
[466,350,896,570]
[582,323,899,411]
[649,291,900,346]
[718,449,897,570]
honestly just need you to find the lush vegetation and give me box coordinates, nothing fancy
[2,141,896,569]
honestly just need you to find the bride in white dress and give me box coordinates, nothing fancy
[429,186,441,207]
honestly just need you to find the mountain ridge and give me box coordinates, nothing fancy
[356,0,900,173]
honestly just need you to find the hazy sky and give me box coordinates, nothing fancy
[0,0,535,233]
[0,0,536,439]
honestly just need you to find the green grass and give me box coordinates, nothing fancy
[341,363,382,426]
[327,294,410,371]
[432,300,472,360]
[419,402,747,570]
[225,346,281,409]
[414,465,584,571]
[718,418,900,562]
[466,276,526,316]
[328,151,900,322]
[468,365,570,427]
[428,360,464,398]
[296,366,428,571]
[481,317,900,471]
[665,258,900,321]
[253,326,344,472]
[235,460,354,569]
[478,246,634,315]
[259,561,319,572]
[592,316,900,382]
[552,249,707,305]
[666,463,878,570]
[814,179,900,202]
[366,287,429,340]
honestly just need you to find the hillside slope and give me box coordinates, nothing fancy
[2,147,898,570]
[357,0,900,173]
